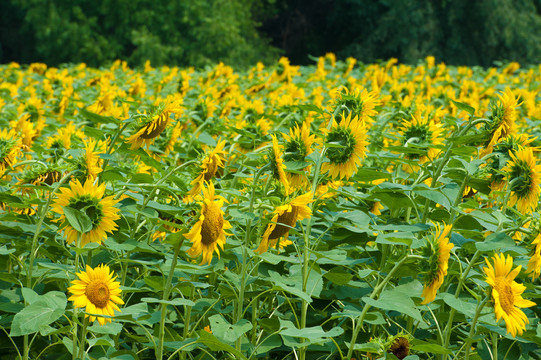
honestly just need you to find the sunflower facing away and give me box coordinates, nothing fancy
[126,100,181,150]
[269,135,290,196]
[501,147,541,214]
[184,181,232,265]
[526,234,541,280]
[331,87,380,124]
[399,114,443,164]
[421,223,454,304]
[188,139,227,200]
[0,128,23,177]
[68,264,124,325]
[52,179,120,247]
[255,192,314,254]
[483,253,535,337]
[484,88,520,154]
[321,113,369,179]
[282,122,316,189]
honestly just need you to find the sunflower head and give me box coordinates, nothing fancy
[386,334,412,360]
[331,87,380,123]
[282,122,316,189]
[0,128,23,176]
[322,113,369,179]
[68,264,124,325]
[17,165,62,193]
[484,89,520,151]
[421,223,453,304]
[483,253,536,337]
[126,100,181,150]
[184,182,232,265]
[268,135,290,196]
[188,139,227,198]
[501,147,541,214]
[52,179,120,247]
[256,192,314,254]
[399,115,442,162]
[235,118,271,152]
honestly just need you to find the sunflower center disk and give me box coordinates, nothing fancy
[140,113,169,139]
[495,277,515,313]
[200,203,224,246]
[204,157,219,181]
[326,127,356,165]
[269,206,299,240]
[85,280,111,308]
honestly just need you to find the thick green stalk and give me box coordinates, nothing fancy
[72,235,82,360]
[463,296,489,360]
[156,239,183,360]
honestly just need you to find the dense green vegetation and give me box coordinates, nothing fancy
[1,0,541,67]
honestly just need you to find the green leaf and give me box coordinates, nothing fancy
[475,232,515,252]
[10,291,67,336]
[411,340,452,354]
[80,108,119,125]
[451,100,475,115]
[324,268,353,285]
[88,322,123,335]
[345,341,383,352]
[295,104,324,114]
[197,330,248,360]
[362,289,425,323]
[353,168,392,182]
[88,336,115,348]
[62,206,93,233]
[209,315,252,344]
[21,288,40,305]
[440,293,478,318]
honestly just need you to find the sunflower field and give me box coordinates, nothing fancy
[1,55,541,360]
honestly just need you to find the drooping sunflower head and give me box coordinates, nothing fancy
[68,264,124,325]
[321,113,369,179]
[282,122,316,189]
[52,179,120,247]
[399,115,443,162]
[421,223,454,304]
[0,128,23,177]
[484,88,520,152]
[501,147,541,214]
[331,87,380,123]
[486,134,537,188]
[184,181,232,265]
[268,135,290,196]
[17,165,62,194]
[255,192,314,254]
[386,334,412,360]
[189,139,228,198]
[71,138,105,181]
[483,253,535,337]
[126,99,181,150]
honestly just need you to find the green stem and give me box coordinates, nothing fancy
[492,332,498,360]
[156,239,183,360]
[449,174,468,224]
[464,296,489,360]
[346,255,418,360]
[235,165,268,352]
[72,235,82,360]
[442,250,481,353]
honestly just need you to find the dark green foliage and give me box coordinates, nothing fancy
[1,0,278,68]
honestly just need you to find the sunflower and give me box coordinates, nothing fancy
[399,114,443,164]
[268,135,290,195]
[484,89,520,154]
[82,138,105,180]
[421,223,454,304]
[255,192,314,254]
[188,139,227,199]
[17,165,62,195]
[184,182,232,265]
[235,118,271,152]
[526,234,541,280]
[282,122,316,189]
[68,264,124,325]
[501,147,541,214]
[331,87,380,123]
[52,179,120,247]
[126,100,181,150]
[0,128,23,177]
[321,113,369,180]
[483,253,535,337]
